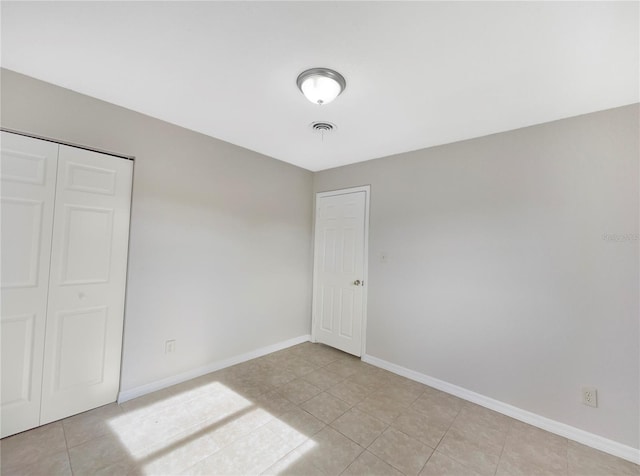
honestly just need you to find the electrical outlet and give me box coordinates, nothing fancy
[582,387,597,408]
[165,340,176,354]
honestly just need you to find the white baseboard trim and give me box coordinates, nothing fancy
[118,334,311,404]
[362,354,640,465]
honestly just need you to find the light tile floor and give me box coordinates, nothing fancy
[1,342,638,476]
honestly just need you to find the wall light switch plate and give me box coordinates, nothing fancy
[165,339,176,354]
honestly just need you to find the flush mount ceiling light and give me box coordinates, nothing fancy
[296,68,346,105]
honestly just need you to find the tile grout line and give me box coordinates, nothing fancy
[427,401,482,476]
[60,420,75,476]
[432,399,463,449]
[493,417,515,476]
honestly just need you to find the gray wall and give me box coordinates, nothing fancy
[3,67,638,449]
[314,104,639,448]
[1,69,314,392]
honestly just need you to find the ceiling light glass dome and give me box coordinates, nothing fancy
[297,68,346,105]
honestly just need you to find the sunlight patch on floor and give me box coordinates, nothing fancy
[106,381,316,474]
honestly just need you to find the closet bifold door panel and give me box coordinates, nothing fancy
[40,145,133,425]
[0,132,59,438]
[1,132,133,437]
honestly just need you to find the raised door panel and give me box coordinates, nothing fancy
[60,205,114,285]
[52,307,108,391]
[41,145,132,424]
[313,191,366,356]
[1,315,36,405]
[0,132,58,437]
[1,198,44,288]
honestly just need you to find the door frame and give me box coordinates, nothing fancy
[311,185,371,357]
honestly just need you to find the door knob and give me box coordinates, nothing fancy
[353,280,362,286]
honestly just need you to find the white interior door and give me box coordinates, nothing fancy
[40,145,132,424]
[312,188,369,356]
[1,132,58,437]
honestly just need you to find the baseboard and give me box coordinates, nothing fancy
[362,354,640,465]
[118,334,311,404]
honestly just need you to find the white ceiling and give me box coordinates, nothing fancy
[2,2,638,171]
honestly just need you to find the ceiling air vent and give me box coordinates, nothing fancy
[310,121,336,134]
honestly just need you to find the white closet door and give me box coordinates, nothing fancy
[40,145,132,424]
[1,133,58,438]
